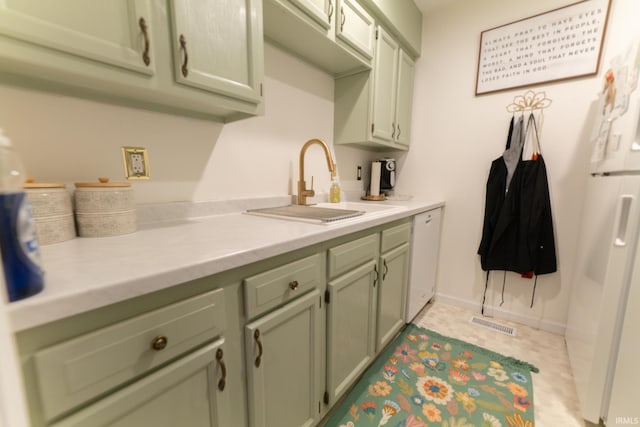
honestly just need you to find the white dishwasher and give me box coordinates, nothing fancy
[405,207,442,322]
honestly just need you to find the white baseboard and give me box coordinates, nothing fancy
[434,292,567,336]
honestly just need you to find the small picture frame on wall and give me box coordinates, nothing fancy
[475,0,611,96]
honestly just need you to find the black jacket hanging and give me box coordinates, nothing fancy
[478,114,557,276]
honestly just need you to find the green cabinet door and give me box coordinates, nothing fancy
[394,49,415,147]
[290,0,333,29]
[326,260,378,405]
[0,0,155,76]
[169,0,263,104]
[371,25,398,143]
[245,290,323,427]
[376,242,409,352]
[336,0,375,60]
[334,25,416,150]
[50,339,230,427]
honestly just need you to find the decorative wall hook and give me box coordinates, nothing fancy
[506,90,552,113]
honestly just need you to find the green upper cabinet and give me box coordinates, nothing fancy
[359,0,422,58]
[289,0,333,29]
[0,0,264,122]
[263,0,373,76]
[371,27,398,143]
[336,0,376,61]
[334,25,416,151]
[0,0,155,77]
[169,0,263,104]
[394,49,415,147]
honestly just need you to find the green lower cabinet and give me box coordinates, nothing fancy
[376,242,410,352]
[245,290,323,427]
[325,259,378,405]
[51,339,230,427]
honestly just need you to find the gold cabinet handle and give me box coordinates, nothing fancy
[216,348,226,391]
[151,335,168,351]
[138,17,150,66]
[383,259,389,280]
[392,122,396,140]
[340,7,345,32]
[328,0,334,23]
[289,280,299,291]
[179,34,189,77]
[254,329,263,367]
[397,124,401,139]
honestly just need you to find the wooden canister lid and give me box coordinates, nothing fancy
[23,177,66,189]
[74,177,131,188]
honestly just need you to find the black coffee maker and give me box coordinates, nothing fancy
[379,158,396,191]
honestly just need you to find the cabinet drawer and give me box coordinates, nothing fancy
[381,222,411,253]
[244,253,323,319]
[328,232,379,279]
[50,338,228,427]
[34,288,226,421]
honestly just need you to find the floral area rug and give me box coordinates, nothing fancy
[323,324,538,427]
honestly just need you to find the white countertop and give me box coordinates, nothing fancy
[7,199,444,332]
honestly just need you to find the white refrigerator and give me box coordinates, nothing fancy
[565,66,640,424]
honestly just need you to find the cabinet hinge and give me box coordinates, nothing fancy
[324,290,330,304]
[324,391,330,405]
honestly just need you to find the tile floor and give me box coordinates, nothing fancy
[413,301,596,427]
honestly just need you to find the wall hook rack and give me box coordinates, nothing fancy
[506,90,552,113]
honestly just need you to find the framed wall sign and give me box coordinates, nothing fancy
[475,0,611,95]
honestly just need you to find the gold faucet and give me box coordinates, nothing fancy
[297,138,336,205]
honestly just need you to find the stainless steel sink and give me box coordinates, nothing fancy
[245,204,365,223]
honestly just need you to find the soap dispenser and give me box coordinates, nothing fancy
[329,167,341,203]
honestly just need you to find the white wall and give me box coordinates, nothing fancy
[397,0,639,332]
[0,43,372,205]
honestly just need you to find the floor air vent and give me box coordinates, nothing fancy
[469,316,517,336]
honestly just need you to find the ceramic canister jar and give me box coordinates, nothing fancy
[23,178,76,245]
[74,178,136,237]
